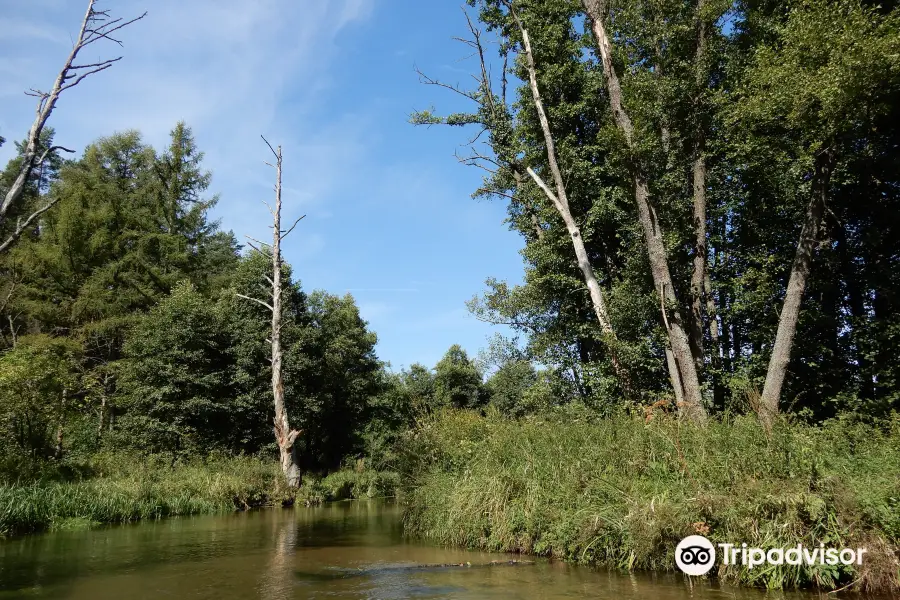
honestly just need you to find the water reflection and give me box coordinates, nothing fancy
[259,510,299,599]
[0,501,872,599]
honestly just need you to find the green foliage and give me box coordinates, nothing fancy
[433,344,486,409]
[0,336,83,465]
[116,281,231,455]
[0,123,399,489]
[296,291,383,471]
[399,409,900,592]
[485,359,537,417]
[0,453,291,537]
[415,0,900,419]
[296,467,401,505]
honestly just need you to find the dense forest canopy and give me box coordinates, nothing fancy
[416,0,900,422]
[0,0,898,481]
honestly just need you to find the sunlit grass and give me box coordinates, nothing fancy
[398,408,900,592]
[0,454,288,537]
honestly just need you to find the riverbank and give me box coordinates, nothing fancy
[397,408,900,593]
[0,453,399,537]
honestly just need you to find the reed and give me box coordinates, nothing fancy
[398,408,900,592]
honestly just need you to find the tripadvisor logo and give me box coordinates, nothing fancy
[676,535,716,576]
[675,535,868,576]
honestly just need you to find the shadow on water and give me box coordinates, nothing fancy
[0,500,877,599]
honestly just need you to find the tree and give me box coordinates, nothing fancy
[235,138,305,487]
[485,359,538,417]
[580,0,706,420]
[433,345,486,409]
[295,292,382,471]
[116,282,230,454]
[733,0,900,424]
[0,0,145,253]
[0,335,83,463]
[412,6,629,389]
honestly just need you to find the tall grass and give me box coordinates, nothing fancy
[0,453,291,537]
[398,408,900,593]
[0,452,402,538]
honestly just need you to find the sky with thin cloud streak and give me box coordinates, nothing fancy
[0,0,525,371]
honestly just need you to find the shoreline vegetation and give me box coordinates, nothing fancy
[398,409,900,594]
[2,408,897,594]
[0,454,399,538]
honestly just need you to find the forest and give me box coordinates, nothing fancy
[0,0,898,594]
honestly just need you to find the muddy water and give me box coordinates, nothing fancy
[0,501,849,599]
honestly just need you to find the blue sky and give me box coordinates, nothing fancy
[0,0,526,372]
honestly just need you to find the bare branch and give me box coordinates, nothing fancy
[0,197,62,254]
[414,65,478,101]
[0,281,17,315]
[68,57,121,70]
[58,62,117,92]
[246,235,268,247]
[260,135,278,160]
[475,187,517,201]
[82,11,147,47]
[525,166,562,211]
[280,214,306,240]
[0,0,145,253]
[37,145,76,165]
[235,293,274,313]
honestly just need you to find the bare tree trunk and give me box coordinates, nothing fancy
[704,272,720,361]
[8,315,17,348]
[759,149,834,427]
[688,0,720,375]
[269,143,302,488]
[55,387,67,460]
[582,0,705,421]
[97,395,106,439]
[665,348,685,406]
[689,151,708,368]
[0,0,144,254]
[239,139,305,488]
[505,6,630,390]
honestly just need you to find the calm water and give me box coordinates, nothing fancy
[0,501,855,599]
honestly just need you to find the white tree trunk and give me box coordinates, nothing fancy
[0,0,144,254]
[509,12,630,389]
[268,144,302,488]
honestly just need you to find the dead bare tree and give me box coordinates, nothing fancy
[237,137,305,488]
[581,0,706,421]
[0,0,146,254]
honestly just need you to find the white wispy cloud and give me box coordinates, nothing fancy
[0,0,375,259]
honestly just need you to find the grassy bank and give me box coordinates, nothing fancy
[398,408,900,593]
[0,453,399,537]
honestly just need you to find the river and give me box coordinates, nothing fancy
[0,501,852,599]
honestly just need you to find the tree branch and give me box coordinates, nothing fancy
[235,293,274,312]
[280,214,305,240]
[0,197,62,253]
[0,0,145,253]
